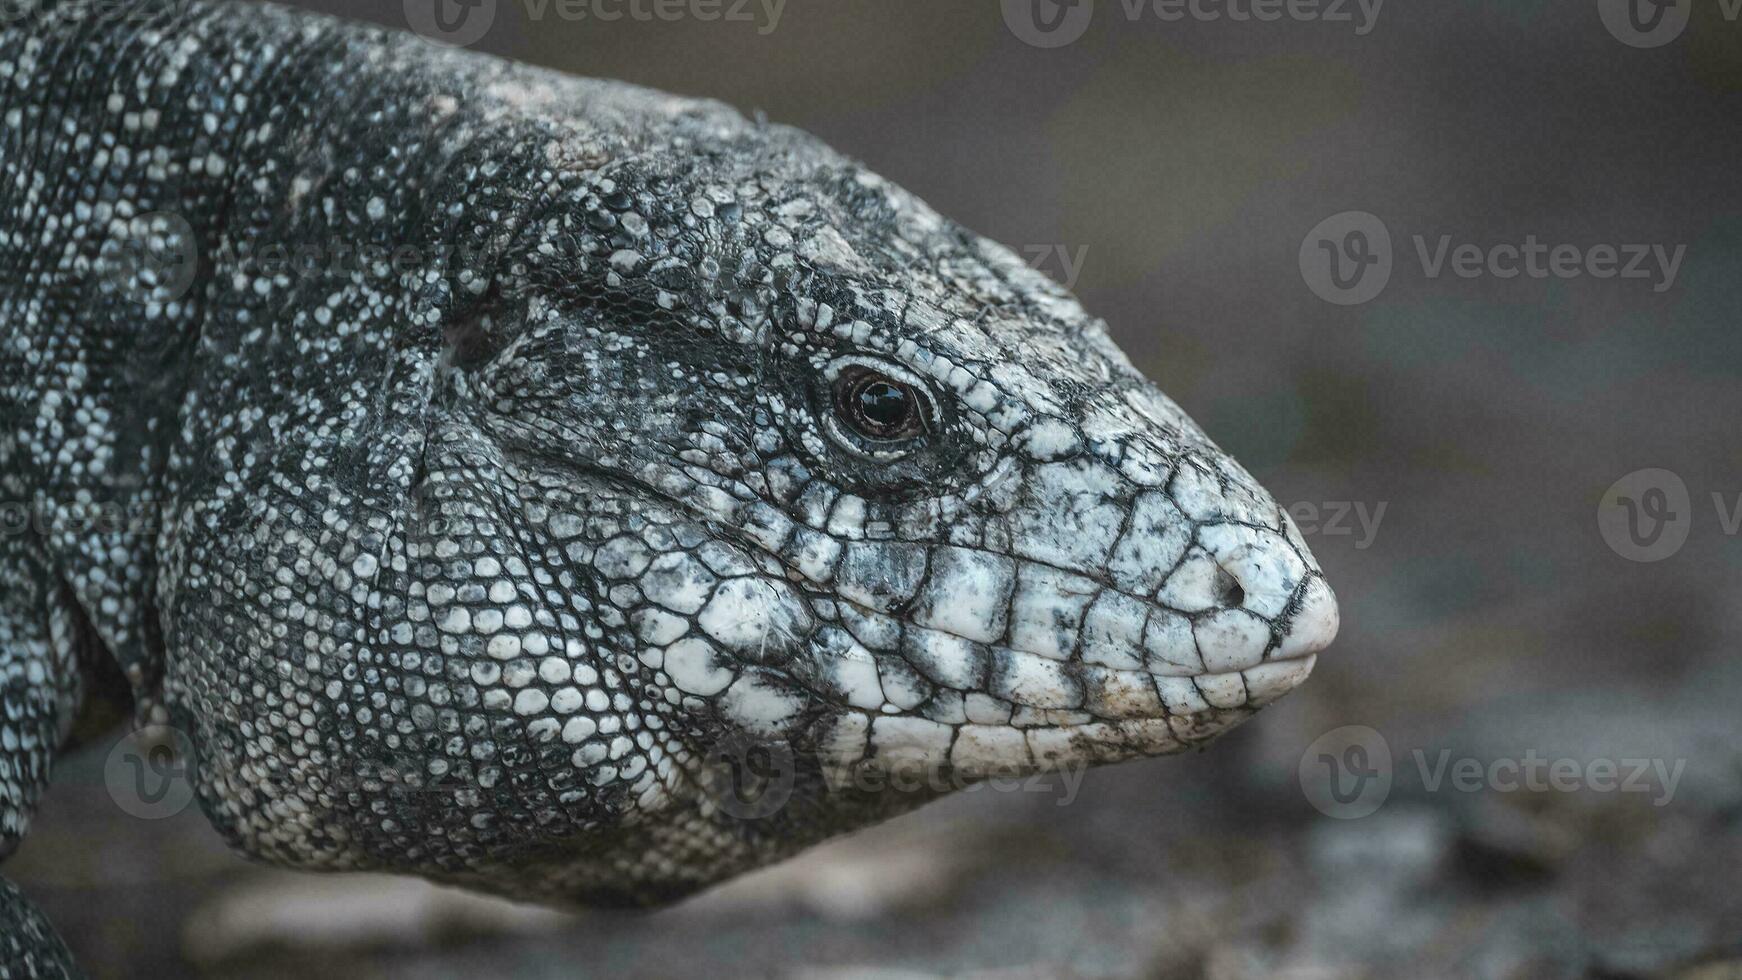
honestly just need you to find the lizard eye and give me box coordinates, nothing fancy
[823,359,936,458]
[836,369,925,439]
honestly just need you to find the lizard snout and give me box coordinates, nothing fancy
[1155,458,1339,700]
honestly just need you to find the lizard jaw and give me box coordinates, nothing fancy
[802,581,1335,787]
[743,446,1344,785]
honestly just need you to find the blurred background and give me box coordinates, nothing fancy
[12,0,1742,976]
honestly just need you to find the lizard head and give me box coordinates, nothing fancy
[397,80,1338,902]
[160,55,1334,906]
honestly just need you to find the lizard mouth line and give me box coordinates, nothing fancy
[523,436,1307,655]
[480,452,1324,724]
[790,586,1318,722]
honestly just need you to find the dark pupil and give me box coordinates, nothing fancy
[856,381,911,430]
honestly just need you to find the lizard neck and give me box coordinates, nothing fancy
[0,3,329,711]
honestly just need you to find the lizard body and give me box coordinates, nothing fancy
[0,2,1337,973]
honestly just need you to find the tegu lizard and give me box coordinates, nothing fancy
[0,1,1339,973]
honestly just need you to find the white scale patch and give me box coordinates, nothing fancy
[909,547,1015,645]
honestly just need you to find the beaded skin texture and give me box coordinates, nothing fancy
[0,1,1337,971]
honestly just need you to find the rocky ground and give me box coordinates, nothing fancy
[14,651,1742,979]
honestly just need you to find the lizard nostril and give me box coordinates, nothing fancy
[1212,565,1245,609]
